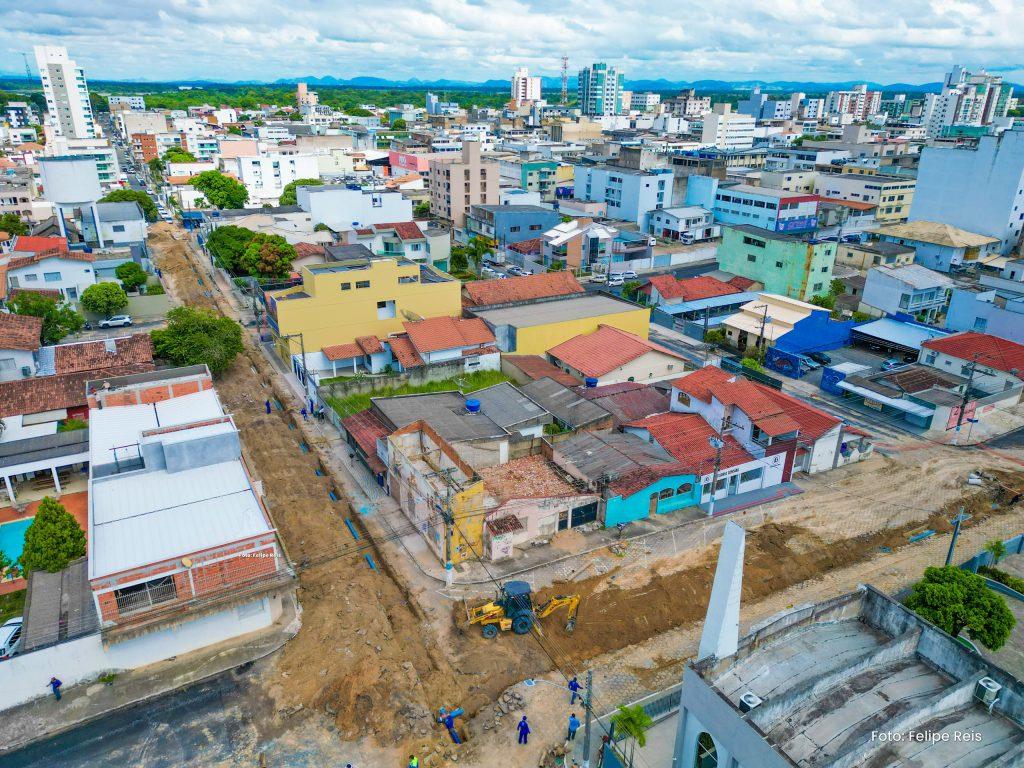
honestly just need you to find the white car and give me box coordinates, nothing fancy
[609,272,624,281]
[1,617,23,660]
[621,270,638,279]
[589,274,607,283]
[99,315,133,328]
[481,266,497,276]
[608,277,625,287]
[520,269,533,276]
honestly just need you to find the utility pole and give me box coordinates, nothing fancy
[756,303,770,352]
[706,434,725,517]
[582,669,594,768]
[952,352,981,445]
[945,506,966,566]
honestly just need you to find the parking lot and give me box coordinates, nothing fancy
[796,342,918,387]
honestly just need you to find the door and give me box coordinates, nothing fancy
[558,509,569,531]
[649,492,659,516]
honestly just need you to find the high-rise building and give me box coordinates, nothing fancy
[296,82,319,108]
[824,84,882,122]
[921,66,1014,137]
[663,88,711,118]
[427,141,500,228]
[700,104,755,150]
[630,92,661,112]
[511,67,542,106]
[577,63,624,116]
[910,129,1024,256]
[35,45,97,139]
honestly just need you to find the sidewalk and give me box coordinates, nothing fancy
[0,594,300,756]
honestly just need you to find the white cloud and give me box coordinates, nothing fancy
[2,0,1022,84]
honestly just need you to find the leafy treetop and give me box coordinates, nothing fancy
[279,178,324,206]
[7,291,84,344]
[904,566,1015,651]
[80,282,130,317]
[151,306,244,375]
[19,497,87,575]
[99,189,158,222]
[190,171,249,210]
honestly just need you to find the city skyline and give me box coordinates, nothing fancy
[3,0,1022,85]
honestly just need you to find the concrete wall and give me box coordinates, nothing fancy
[0,594,281,710]
[508,306,651,355]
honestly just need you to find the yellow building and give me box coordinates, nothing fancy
[265,253,462,357]
[468,294,651,355]
[387,420,485,566]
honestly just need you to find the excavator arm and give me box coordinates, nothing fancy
[534,594,581,633]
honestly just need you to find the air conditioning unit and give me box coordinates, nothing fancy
[976,677,1002,706]
[739,692,763,713]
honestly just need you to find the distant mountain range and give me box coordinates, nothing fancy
[2,72,1020,93]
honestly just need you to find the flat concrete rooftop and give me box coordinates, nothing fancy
[469,294,639,328]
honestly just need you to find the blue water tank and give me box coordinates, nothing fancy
[584,377,599,388]
[465,398,481,414]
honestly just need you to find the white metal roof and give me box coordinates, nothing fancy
[88,389,224,466]
[89,461,271,579]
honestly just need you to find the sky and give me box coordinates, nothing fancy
[3,0,1023,85]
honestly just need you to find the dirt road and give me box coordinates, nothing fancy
[148,224,1024,766]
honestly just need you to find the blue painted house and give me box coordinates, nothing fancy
[465,204,563,245]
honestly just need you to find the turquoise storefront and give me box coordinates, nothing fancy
[604,473,700,527]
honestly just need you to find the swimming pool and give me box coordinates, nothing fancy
[0,518,33,566]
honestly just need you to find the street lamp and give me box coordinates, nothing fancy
[524,671,595,768]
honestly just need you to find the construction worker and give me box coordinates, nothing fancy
[265,399,272,414]
[568,676,583,704]
[567,713,580,741]
[517,715,531,745]
[408,755,419,768]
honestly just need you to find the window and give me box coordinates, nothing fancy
[510,226,521,232]
[676,482,693,495]
[23,274,38,282]
[112,224,126,233]
[341,282,351,291]
[676,391,690,406]
[742,236,765,248]
[114,576,178,615]
[775,261,783,268]
[740,467,763,483]
[376,299,396,319]
[43,272,62,282]
[747,254,757,262]
[356,280,371,289]
[659,488,674,500]
[821,266,828,272]
[812,282,823,291]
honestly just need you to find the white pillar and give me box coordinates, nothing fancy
[51,467,63,495]
[3,476,14,504]
[698,521,745,662]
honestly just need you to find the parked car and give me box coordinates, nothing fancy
[506,265,524,276]
[903,352,918,363]
[608,276,625,287]
[798,355,821,371]
[520,269,533,276]
[609,272,624,281]
[880,358,903,371]
[807,351,832,366]
[589,274,607,283]
[481,266,497,276]
[621,270,638,279]
[0,616,23,660]
[99,315,133,328]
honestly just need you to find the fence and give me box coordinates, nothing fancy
[720,356,783,390]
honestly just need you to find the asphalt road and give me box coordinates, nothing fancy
[986,426,1024,450]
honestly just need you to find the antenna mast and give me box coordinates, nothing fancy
[560,55,569,105]
[22,52,33,80]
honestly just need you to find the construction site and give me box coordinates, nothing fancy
[144,222,1024,767]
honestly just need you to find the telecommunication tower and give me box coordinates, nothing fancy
[560,56,569,105]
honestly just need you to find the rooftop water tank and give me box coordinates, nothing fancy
[465,398,481,414]
[584,377,599,388]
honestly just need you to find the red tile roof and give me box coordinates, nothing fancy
[672,365,840,441]
[502,355,580,387]
[574,381,670,426]
[11,236,69,255]
[464,345,500,356]
[0,363,155,418]
[373,222,424,241]
[727,275,756,290]
[293,242,325,258]
[8,250,95,271]
[922,332,1024,380]
[340,409,389,474]
[387,334,424,368]
[547,325,687,378]
[356,335,385,355]
[404,316,495,354]
[623,411,755,474]
[507,238,542,255]
[54,334,154,375]
[322,342,364,361]
[814,196,877,211]
[462,271,585,307]
[644,274,740,302]
[0,313,43,351]
[485,515,525,535]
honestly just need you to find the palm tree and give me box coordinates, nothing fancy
[466,236,495,272]
[610,704,653,767]
[986,539,1008,566]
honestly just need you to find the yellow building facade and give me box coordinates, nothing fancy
[265,256,462,356]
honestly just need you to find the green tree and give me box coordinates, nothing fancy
[99,189,158,222]
[621,280,643,302]
[148,157,165,181]
[80,282,129,318]
[390,118,407,130]
[279,178,324,206]
[0,212,29,237]
[19,497,87,575]
[346,107,373,117]
[227,126,243,136]
[190,171,249,210]
[449,246,469,273]
[465,236,494,272]
[206,225,256,272]
[7,292,84,344]
[115,261,149,292]
[288,112,304,121]
[151,306,244,375]
[704,328,727,346]
[829,278,846,296]
[904,566,1015,651]
[610,704,654,768]
[413,201,431,218]
[240,234,297,278]
[809,293,836,310]
[740,357,765,372]
[313,222,331,232]
[986,540,1008,565]
[852,311,871,322]
[162,145,196,163]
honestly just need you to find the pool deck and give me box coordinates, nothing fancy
[0,492,89,595]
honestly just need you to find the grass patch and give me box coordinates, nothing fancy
[326,369,511,418]
[57,418,88,432]
[0,590,26,625]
